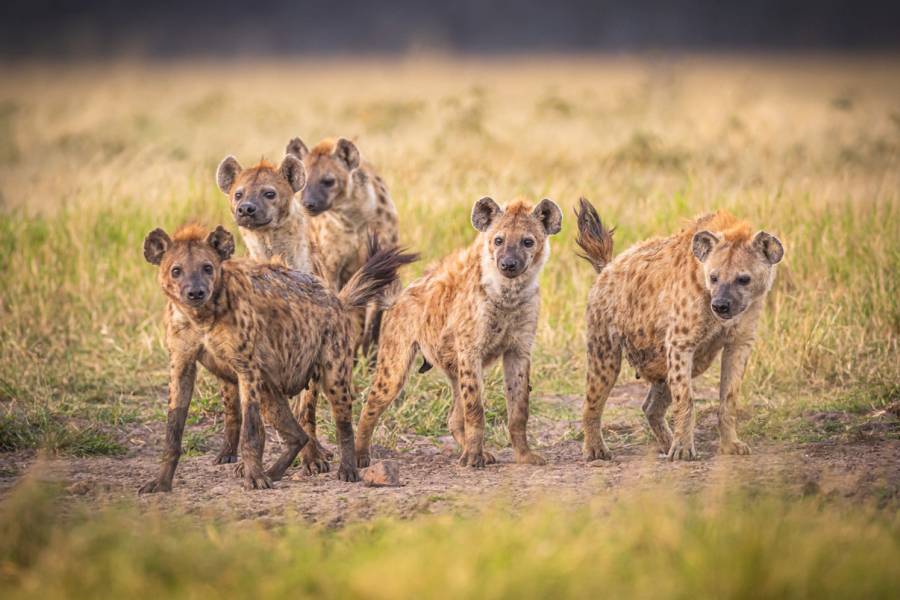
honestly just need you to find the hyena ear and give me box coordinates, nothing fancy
[692,230,720,262]
[334,138,360,170]
[143,228,172,265]
[206,226,235,261]
[285,137,309,160]
[216,156,243,194]
[532,198,563,235]
[279,155,307,193]
[753,231,784,265]
[471,196,502,232]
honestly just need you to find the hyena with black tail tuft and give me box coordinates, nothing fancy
[140,223,416,493]
[575,199,784,462]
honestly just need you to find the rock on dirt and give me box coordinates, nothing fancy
[362,460,401,487]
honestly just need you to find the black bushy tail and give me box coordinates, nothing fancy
[338,237,418,310]
[574,197,615,274]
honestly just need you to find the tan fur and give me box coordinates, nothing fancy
[287,136,399,327]
[286,136,401,454]
[139,225,415,493]
[354,197,562,468]
[215,154,334,472]
[575,201,784,461]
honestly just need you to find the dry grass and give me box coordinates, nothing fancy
[0,56,898,451]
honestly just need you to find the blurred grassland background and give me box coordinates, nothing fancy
[0,57,897,453]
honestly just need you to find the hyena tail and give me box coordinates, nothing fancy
[338,238,418,311]
[575,197,615,274]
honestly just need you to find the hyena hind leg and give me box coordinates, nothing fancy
[583,327,622,461]
[642,381,674,454]
[263,395,310,481]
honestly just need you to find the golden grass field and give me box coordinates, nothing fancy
[0,56,899,596]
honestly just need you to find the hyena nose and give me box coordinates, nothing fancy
[499,258,519,272]
[236,203,256,217]
[187,289,207,302]
[711,298,731,315]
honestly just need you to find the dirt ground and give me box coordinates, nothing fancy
[2,383,898,525]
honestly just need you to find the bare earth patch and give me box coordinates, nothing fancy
[1,383,898,525]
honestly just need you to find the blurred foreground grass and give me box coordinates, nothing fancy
[0,57,898,452]
[2,472,899,599]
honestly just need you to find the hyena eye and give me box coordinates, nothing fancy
[737,274,751,285]
[321,176,336,188]
[709,273,719,284]
[171,266,182,278]
[263,190,276,200]
[494,237,504,246]
[203,264,214,275]
[234,190,243,200]
[522,238,535,248]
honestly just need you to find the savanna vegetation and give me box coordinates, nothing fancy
[0,57,898,596]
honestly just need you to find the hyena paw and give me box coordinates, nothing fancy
[299,444,331,475]
[241,468,274,490]
[459,450,493,468]
[667,440,697,461]
[316,440,335,461]
[582,441,613,462]
[720,439,751,456]
[213,447,239,465]
[138,478,171,494]
[515,450,547,466]
[338,463,361,483]
[355,451,371,468]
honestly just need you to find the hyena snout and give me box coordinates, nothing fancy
[497,251,526,278]
[236,202,257,217]
[301,189,330,215]
[182,279,211,305]
[711,296,732,317]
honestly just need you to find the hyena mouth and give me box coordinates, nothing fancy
[237,217,273,229]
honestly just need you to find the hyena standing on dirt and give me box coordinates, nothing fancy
[214,153,331,473]
[285,136,401,448]
[354,197,563,468]
[139,223,415,492]
[574,199,784,461]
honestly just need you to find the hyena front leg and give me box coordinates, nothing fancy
[263,393,310,481]
[718,341,753,455]
[140,357,197,493]
[503,349,545,465]
[642,381,673,454]
[234,368,273,490]
[666,342,697,461]
[458,354,494,468]
[320,353,360,482]
[447,375,466,449]
[583,325,622,461]
[213,381,240,465]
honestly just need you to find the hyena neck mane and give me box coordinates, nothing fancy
[476,239,544,308]
[240,200,313,272]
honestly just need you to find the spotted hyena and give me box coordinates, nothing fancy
[285,136,401,450]
[285,136,400,352]
[215,153,333,472]
[139,224,415,492]
[574,199,784,461]
[354,197,563,468]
